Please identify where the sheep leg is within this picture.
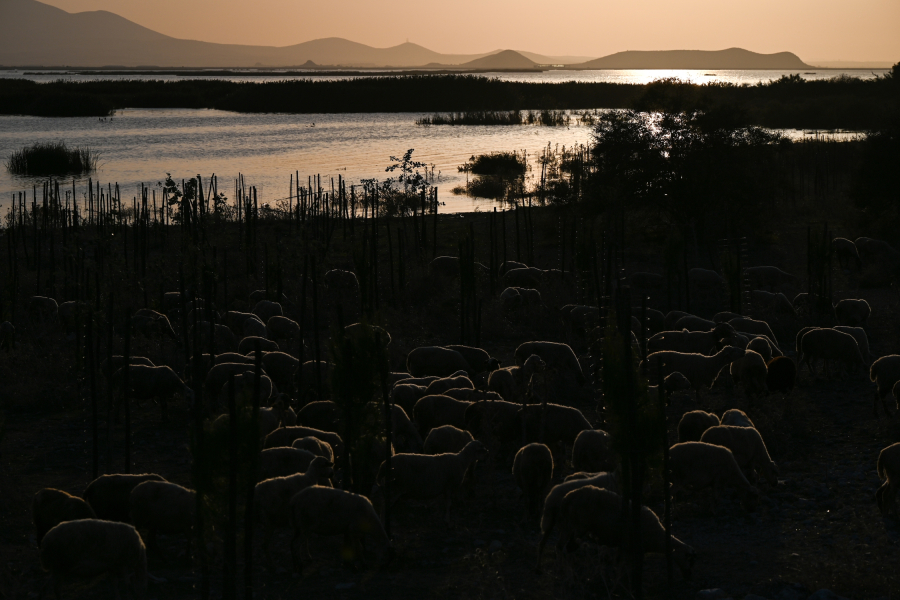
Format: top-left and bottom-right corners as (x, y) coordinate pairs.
(289, 530), (305, 572)
(876, 483), (888, 515)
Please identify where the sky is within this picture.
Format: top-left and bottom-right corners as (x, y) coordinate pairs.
(39, 0), (900, 62)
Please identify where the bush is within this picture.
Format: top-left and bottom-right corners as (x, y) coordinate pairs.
(469, 152), (526, 177)
(5, 141), (98, 176)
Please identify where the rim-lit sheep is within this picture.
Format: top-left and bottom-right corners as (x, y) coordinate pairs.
(673, 315), (717, 332)
(513, 443), (554, 519)
(238, 335), (279, 354)
(515, 341), (585, 387)
(689, 268), (725, 291)
(832, 237), (861, 270)
(252, 299), (283, 324)
(870, 355), (900, 417)
(266, 316), (301, 343)
(746, 336), (774, 363)
(834, 298), (871, 327)
(83, 473), (167, 523)
(112, 365), (194, 421)
(799, 328), (864, 379)
(746, 266), (796, 291)
(28, 295), (59, 324)
(465, 399), (526, 446)
(648, 326), (734, 356)
(260, 447), (316, 480)
(834, 326), (872, 361)
(298, 360), (333, 399)
(254, 456), (335, 567)
(288, 485), (390, 570)
(131, 309), (177, 341)
(665, 310), (690, 330)
(520, 403), (592, 447)
(129, 480), (195, 556)
(643, 346), (746, 399)
(750, 290), (797, 318)
(256, 351), (297, 391)
(444, 345), (501, 374)
(219, 370), (274, 405)
(205, 362), (261, 400)
(390, 383), (429, 416)
(264, 425), (345, 458)
(677, 411), (720, 443)
(190, 321), (236, 353)
(423, 425), (474, 454)
(101, 355), (155, 379)
(291, 436), (335, 463)
(730, 349), (768, 397)
(443, 388), (503, 401)
(572, 429), (615, 473)
(488, 354), (546, 403)
(728, 317), (779, 347)
(40, 519), (147, 600)
(57, 301), (87, 334)
(32, 488), (96, 547)
(413, 395), (473, 437)
(257, 401), (297, 436)
(854, 237), (900, 266)
(376, 440), (488, 525)
(426, 374), (474, 396)
(503, 267), (544, 288)
(700, 425), (778, 485)
(876, 442), (900, 516)
(669, 442), (759, 511)
(407, 346), (473, 378)
(713, 311), (742, 323)
(554, 486), (696, 580)
(766, 356), (796, 394)
(225, 310), (260, 333)
(501, 287), (545, 314)
(297, 400), (340, 432)
(242, 317), (269, 340)
(721, 408), (754, 428)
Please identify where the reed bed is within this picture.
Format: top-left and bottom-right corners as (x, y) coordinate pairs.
(5, 142), (99, 176)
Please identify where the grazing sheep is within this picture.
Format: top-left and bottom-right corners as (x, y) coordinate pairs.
(252, 300), (283, 324)
(503, 287), (546, 315)
(260, 351), (299, 390)
(498, 260), (529, 276)
(799, 328), (864, 379)
(689, 268), (725, 292)
(324, 269), (360, 301)
(385, 403), (424, 452)
(677, 411), (721, 443)
(225, 311), (260, 333)
(572, 429), (615, 473)
(297, 401), (340, 432)
(648, 326), (733, 356)
(792, 292), (810, 315)
(288, 486), (390, 570)
(258, 402), (297, 437)
(298, 360), (333, 399)
(0, 320), (14, 350)
(728, 317), (779, 347)
(413, 395), (473, 437)
(464, 399), (524, 446)
(291, 436), (335, 465)
(249, 290), (292, 306)
(183, 352), (253, 380)
(161, 291), (182, 313)
(264, 426), (345, 458)
(661, 372), (693, 396)
(101, 355), (155, 379)
(423, 425), (474, 455)
(191, 321), (237, 353)
(870, 355), (900, 417)
(513, 443), (554, 519)
(766, 356), (796, 394)
(112, 365), (194, 421)
(746, 337), (774, 363)
(242, 316), (269, 340)
(673, 315), (717, 332)
(668, 442), (759, 511)
(632, 306), (666, 335)
(442, 388), (503, 401)
(553, 486), (696, 580)
(700, 425), (778, 485)
(426, 374), (475, 396)
(876, 442), (900, 516)
(643, 346), (746, 398)
(537, 472), (620, 567)
(721, 409), (754, 428)
(131, 309), (177, 341)
(746, 266), (797, 291)
(750, 290), (797, 318)
(407, 346), (473, 378)
(265, 316), (301, 344)
(390, 383), (429, 416)
(520, 403), (592, 447)
(444, 345), (500, 373)
(254, 457), (335, 567)
(129, 481), (195, 557)
(664, 310), (690, 330)
(730, 349), (768, 397)
(629, 271), (664, 289)
(238, 335), (280, 356)
(83, 474), (166, 523)
(832, 237), (862, 270)
(259, 447), (316, 480)
(40, 519), (147, 600)
(713, 311), (742, 323)
(834, 298), (871, 327)
(376, 440), (488, 525)
(503, 267), (545, 288)
(32, 488), (96, 547)
(514, 341), (584, 386)
(58, 301), (88, 334)
(28, 295), (59, 324)
(205, 362), (261, 400)
(834, 326), (872, 361)
(488, 354), (546, 403)
(394, 375), (440, 388)
(854, 237), (900, 266)
(218, 370), (274, 405)
(429, 256), (463, 277)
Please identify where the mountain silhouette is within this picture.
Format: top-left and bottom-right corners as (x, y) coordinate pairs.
(573, 48), (811, 70)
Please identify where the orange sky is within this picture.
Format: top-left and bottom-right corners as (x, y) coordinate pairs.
(40, 0), (900, 62)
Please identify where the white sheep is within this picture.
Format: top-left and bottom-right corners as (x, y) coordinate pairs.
(190, 321), (237, 353)
(442, 388), (503, 401)
(514, 341), (585, 387)
(746, 336), (774, 363)
(32, 488), (96, 546)
(799, 328), (864, 379)
(28, 295), (59, 324)
(876, 442), (900, 516)
(423, 425), (474, 455)
(688, 268), (725, 291)
(205, 362), (261, 400)
(520, 403), (592, 448)
(426, 374), (474, 396)
(513, 443), (554, 519)
(642, 346), (746, 398)
(291, 437), (335, 463)
(503, 266), (545, 288)
(832, 237), (861, 270)
(664, 310), (690, 330)
(407, 346), (473, 377)
(242, 316), (269, 340)
(413, 395), (473, 437)
(870, 355), (900, 417)
(259, 447), (316, 480)
(647, 327), (731, 355)
(834, 298), (871, 327)
(112, 365), (194, 422)
(673, 314), (717, 332)
(129, 480), (195, 557)
(728, 317), (779, 347)
(677, 411), (720, 443)
(721, 408), (754, 428)
(854, 237), (900, 266)
(238, 335), (279, 354)
(82, 474), (167, 524)
(834, 326), (872, 361)
(750, 290), (797, 318)
(259, 351), (299, 390)
(712, 311), (742, 323)
(390, 383), (429, 416)
(101, 355), (155, 379)
(464, 399), (525, 446)
(669, 442), (759, 511)
(730, 349), (768, 397)
(443, 345), (500, 373)
(487, 354), (546, 403)
(700, 425), (778, 485)
(40, 519), (147, 600)
(264, 426), (345, 457)
(571, 429), (615, 473)
(252, 299), (283, 324)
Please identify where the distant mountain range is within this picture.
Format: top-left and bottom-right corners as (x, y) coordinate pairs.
(0, 0), (830, 71)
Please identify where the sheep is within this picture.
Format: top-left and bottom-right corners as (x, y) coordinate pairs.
(642, 346), (746, 398)
(668, 442), (759, 511)
(700, 425), (778, 485)
(429, 256), (463, 277)
(750, 290), (797, 318)
(205, 362), (261, 400)
(664, 310), (690, 330)
(520, 403), (592, 448)
(83, 473), (167, 523)
(225, 310), (260, 334)
(834, 298), (871, 327)
(298, 360), (332, 399)
(376, 440), (488, 525)
(385, 403), (423, 452)
(324, 269), (360, 295)
(537, 472), (620, 567)
(513, 443), (554, 519)
(632, 306), (666, 334)
(259, 447), (316, 480)
(423, 425), (475, 454)
(876, 442), (900, 516)
(252, 299), (283, 324)
(746, 336), (774, 363)
(553, 486), (696, 580)
(407, 346), (473, 378)
(566, 305), (601, 332)
(257, 401), (297, 437)
(413, 395), (473, 437)
(394, 375), (440, 388)
(661, 371), (693, 396)
(291, 437), (335, 463)
(129, 481), (195, 557)
(131, 310), (177, 341)
(32, 488), (96, 547)
(297, 400), (340, 432)
(219, 370), (274, 405)
(832, 237), (862, 270)
(677, 411), (721, 443)
(190, 321), (237, 353)
(443, 345), (500, 373)
(571, 429), (615, 473)
(264, 426), (345, 458)
(390, 383), (429, 416)
(58, 300), (88, 334)
(766, 356), (796, 394)
(257, 351), (298, 391)
(488, 354), (546, 403)
(854, 237), (900, 266)
(713, 311), (742, 323)
(501, 286), (525, 312)
(426, 374), (474, 396)
(40, 519), (147, 600)
(464, 399), (524, 446)
(673, 315), (717, 332)
(728, 317), (779, 347)
(242, 316), (269, 340)
(834, 326), (872, 361)
(647, 327), (733, 356)
(162, 291), (182, 313)
(288, 485), (390, 570)
(746, 266), (797, 291)
(238, 335), (281, 356)
(0, 320), (14, 351)
(28, 295), (59, 324)
(498, 260), (528, 276)
(101, 355), (155, 379)
(792, 293), (810, 315)
(799, 328), (864, 379)
(254, 457), (335, 567)
(262, 317), (299, 346)
(112, 365), (194, 421)
(503, 267), (544, 288)
(721, 408), (754, 428)
(442, 388), (503, 401)
(514, 341), (585, 386)
(870, 355), (900, 417)
(730, 349), (768, 397)
(688, 268), (725, 291)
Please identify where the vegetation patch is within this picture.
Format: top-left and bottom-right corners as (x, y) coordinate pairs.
(5, 141), (98, 176)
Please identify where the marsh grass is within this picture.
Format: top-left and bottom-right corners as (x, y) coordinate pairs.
(416, 110), (523, 125)
(6, 141), (98, 176)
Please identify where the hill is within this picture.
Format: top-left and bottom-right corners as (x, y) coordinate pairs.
(573, 48), (812, 70)
(458, 50), (536, 70)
